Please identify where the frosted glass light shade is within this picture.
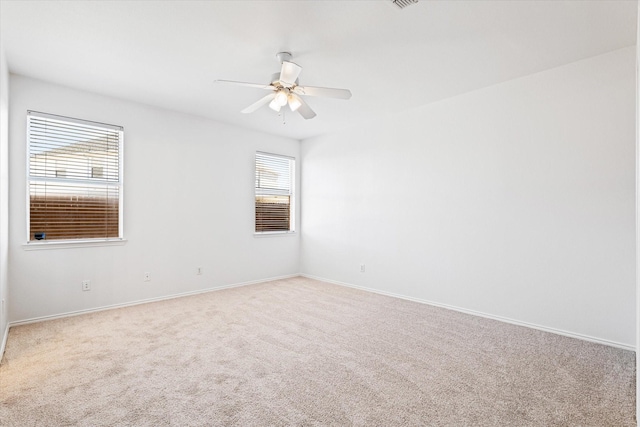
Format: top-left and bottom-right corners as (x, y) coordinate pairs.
(288, 95), (302, 112)
(269, 98), (281, 112)
(275, 90), (288, 107)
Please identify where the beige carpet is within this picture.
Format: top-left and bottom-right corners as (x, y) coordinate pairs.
(0, 276), (635, 426)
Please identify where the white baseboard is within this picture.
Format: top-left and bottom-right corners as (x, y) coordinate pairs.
(301, 274), (635, 352)
(8, 273), (299, 328)
(8, 273), (633, 353)
(0, 323), (8, 362)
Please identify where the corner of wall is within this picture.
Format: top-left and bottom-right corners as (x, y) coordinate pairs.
(635, 1), (639, 422)
(0, 42), (10, 361)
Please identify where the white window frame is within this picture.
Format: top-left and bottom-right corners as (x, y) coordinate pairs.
(25, 111), (125, 248)
(254, 151), (295, 235)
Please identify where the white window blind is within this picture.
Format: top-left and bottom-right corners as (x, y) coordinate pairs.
(27, 111), (123, 242)
(255, 152), (295, 233)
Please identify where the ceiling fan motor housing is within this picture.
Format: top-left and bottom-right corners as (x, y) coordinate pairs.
(271, 72), (298, 88)
(276, 52), (292, 64)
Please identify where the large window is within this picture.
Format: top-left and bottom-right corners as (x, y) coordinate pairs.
(27, 111), (123, 242)
(255, 152), (295, 233)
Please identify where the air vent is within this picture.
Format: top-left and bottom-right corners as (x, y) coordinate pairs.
(391, 0), (418, 9)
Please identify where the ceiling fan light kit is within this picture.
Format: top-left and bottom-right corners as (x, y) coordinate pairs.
(216, 52), (351, 120)
(275, 89), (289, 106)
(268, 97), (281, 112)
(288, 94), (302, 112)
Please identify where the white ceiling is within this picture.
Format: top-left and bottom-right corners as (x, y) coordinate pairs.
(0, 0), (637, 141)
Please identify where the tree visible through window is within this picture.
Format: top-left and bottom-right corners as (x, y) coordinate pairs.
(255, 152), (295, 233)
(27, 111), (123, 241)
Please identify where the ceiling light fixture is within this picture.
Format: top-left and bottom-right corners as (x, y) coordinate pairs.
(275, 89), (289, 106)
(268, 98), (281, 112)
(216, 51), (351, 120)
(288, 94), (302, 112)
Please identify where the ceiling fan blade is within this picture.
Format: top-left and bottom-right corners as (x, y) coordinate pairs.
(295, 96), (317, 120)
(279, 61), (302, 86)
(293, 85), (352, 99)
(215, 80), (273, 90)
(241, 93), (276, 114)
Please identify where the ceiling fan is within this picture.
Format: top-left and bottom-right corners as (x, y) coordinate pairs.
(215, 52), (352, 120)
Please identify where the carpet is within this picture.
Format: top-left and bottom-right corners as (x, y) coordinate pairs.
(0, 276), (635, 426)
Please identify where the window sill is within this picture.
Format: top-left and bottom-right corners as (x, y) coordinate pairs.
(253, 231), (297, 238)
(23, 238), (127, 250)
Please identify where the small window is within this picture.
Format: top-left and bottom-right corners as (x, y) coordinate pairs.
(255, 152), (295, 233)
(91, 166), (104, 179)
(27, 111), (123, 242)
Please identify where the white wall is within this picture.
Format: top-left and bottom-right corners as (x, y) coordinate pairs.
(8, 75), (300, 323)
(301, 46), (636, 348)
(635, 0), (639, 420)
(0, 44), (9, 351)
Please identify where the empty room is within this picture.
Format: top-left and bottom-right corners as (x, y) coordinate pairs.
(0, 0), (638, 425)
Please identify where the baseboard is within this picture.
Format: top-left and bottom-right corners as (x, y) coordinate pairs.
(8, 273), (300, 328)
(301, 274), (635, 352)
(0, 322), (8, 362)
(9, 272), (634, 352)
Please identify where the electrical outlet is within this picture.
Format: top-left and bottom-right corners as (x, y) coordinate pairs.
(82, 280), (91, 291)
(360, 264), (366, 273)
(144, 272), (151, 282)
(197, 267), (202, 275)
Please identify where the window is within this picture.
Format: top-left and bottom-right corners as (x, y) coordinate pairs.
(91, 166), (104, 179)
(255, 152), (295, 233)
(27, 111), (123, 242)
